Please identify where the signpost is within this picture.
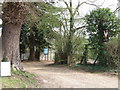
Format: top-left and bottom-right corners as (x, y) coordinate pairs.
(44, 48), (49, 55)
(44, 48), (49, 61)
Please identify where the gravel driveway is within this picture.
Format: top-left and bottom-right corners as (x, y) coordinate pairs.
(22, 61), (118, 88)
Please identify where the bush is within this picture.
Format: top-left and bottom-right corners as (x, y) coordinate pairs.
(2, 57), (9, 62)
(106, 38), (119, 67)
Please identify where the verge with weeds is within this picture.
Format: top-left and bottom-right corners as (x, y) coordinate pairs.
(2, 70), (40, 88)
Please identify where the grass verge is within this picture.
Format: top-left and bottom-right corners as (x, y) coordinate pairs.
(2, 70), (40, 88)
(71, 64), (119, 74)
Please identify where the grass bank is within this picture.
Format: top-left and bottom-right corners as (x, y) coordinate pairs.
(71, 64), (119, 75)
(2, 70), (40, 88)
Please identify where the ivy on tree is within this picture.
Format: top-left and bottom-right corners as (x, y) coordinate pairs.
(85, 8), (119, 67)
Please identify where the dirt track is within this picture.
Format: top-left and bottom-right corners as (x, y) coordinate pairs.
(22, 61), (118, 88)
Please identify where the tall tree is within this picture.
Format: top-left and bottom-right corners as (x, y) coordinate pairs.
(54, 0), (95, 65)
(85, 8), (119, 66)
(20, 2), (61, 61)
(20, 24), (50, 61)
(2, 2), (43, 69)
(2, 2), (27, 70)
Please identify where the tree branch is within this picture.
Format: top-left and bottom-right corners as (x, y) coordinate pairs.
(62, 0), (71, 12)
(73, 1), (100, 16)
(73, 2), (86, 16)
(114, 7), (120, 13)
(75, 25), (86, 30)
(84, 2), (99, 8)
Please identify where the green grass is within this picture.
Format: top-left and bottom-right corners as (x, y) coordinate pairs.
(2, 70), (40, 88)
(12, 70), (35, 78)
(0, 78), (2, 83)
(0, 78), (2, 87)
(73, 64), (119, 73)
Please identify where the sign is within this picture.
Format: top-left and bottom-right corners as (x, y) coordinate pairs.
(44, 48), (49, 55)
(1, 62), (11, 77)
(103, 30), (109, 42)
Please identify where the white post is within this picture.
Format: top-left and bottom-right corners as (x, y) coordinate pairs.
(1, 62), (11, 77)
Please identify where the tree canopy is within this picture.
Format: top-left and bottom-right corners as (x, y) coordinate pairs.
(85, 8), (120, 66)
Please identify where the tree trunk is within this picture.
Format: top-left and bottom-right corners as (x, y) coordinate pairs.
(67, 56), (71, 65)
(2, 2), (27, 70)
(35, 48), (40, 61)
(66, 0), (74, 65)
(0, 36), (2, 62)
(2, 24), (23, 70)
(29, 45), (35, 61)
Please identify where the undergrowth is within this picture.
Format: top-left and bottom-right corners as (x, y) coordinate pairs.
(73, 64), (119, 73)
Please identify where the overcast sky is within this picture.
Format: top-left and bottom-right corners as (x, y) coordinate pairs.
(56, 0), (118, 17)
